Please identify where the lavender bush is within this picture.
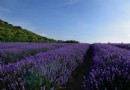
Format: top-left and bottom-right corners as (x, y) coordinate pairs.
(0, 44), (89, 90)
(0, 43), (69, 65)
(82, 44), (130, 90)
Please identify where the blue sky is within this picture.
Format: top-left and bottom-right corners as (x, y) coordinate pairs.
(0, 0), (130, 43)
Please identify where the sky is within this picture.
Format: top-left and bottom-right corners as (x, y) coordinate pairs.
(0, 0), (130, 43)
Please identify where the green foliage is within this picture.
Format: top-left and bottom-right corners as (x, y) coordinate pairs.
(0, 19), (57, 42)
(0, 19), (79, 43)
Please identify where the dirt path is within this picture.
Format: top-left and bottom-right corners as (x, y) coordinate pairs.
(62, 45), (93, 90)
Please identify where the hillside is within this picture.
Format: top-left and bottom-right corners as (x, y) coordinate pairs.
(0, 19), (58, 42)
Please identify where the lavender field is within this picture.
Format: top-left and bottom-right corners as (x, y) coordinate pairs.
(0, 43), (130, 90)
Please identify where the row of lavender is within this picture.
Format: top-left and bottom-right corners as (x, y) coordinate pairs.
(0, 42), (31, 49)
(112, 43), (130, 50)
(82, 44), (130, 90)
(0, 43), (70, 65)
(0, 43), (21, 49)
(0, 43), (69, 49)
(0, 44), (89, 90)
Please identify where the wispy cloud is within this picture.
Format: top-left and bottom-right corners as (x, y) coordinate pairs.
(0, 6), (12, 13)
(0, 0), (18, 14)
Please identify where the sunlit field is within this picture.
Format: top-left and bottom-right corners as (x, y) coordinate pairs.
(1, 0), (130, 89)
(0, 43), (130, 90)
